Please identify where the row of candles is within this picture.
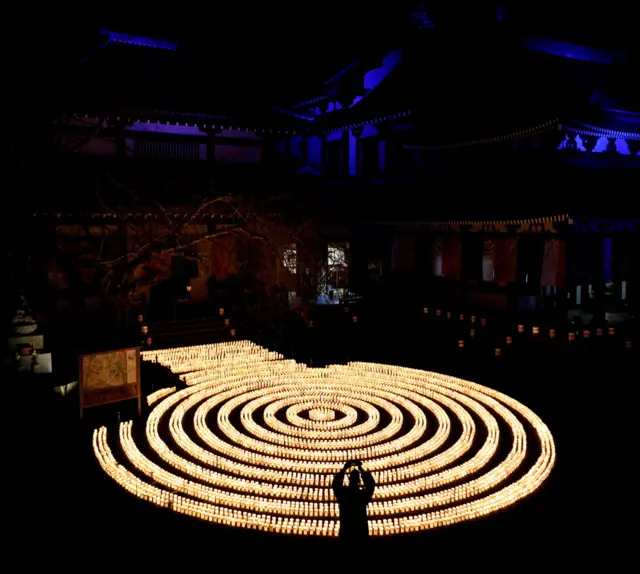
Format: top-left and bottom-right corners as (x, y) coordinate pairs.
(308, 407), (337, 421)
(147, 387), (176, 407)
(284, 402), (360, 431)
(136, 307), (235, 347)
(422, 307), (633, 352)
(94, 343), (555, 536)
(142, 341), (286, 380)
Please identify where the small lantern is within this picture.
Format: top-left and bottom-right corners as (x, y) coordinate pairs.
(141, 325), (148, 334)
(532, 326), (539, 335)
(458, 340), (464, 348)
(625, 340), (632, 349)
(219, 308), (224, 316)
(352, 316), (358, 323)
(146, 337), (152, 345)
(186, 285), (192, 292)
(469, 329), (476, 338)
(459, 314), (465, 322)
(596, 328), (603, 337)
(423, 307), (428, 314)
(471, 315), (476, 324)
(568, 332), (575, 342)
(435, 309), (442, 317)
(506, 336), (513, 345)
(549, 329), (556, 339)
(230, 329), (236, 337)
(517, 324), (525, 334)
(446, 311), (452, 320)
(608, 327), (615, 336)
(480, 317), (487, 327)
(137, 314), (144, 323)
(224, 318), (230, 327)
(583, 329), (590, 339)
(495, 348), (501, 357)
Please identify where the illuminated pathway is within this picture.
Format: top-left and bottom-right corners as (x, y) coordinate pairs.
(93, 341), (555, 537)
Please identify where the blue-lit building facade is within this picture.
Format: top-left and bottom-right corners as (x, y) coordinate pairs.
(47, 10), (639, 323)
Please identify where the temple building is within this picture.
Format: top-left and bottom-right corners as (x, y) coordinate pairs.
(11, 4), (639, 328)
(274, 4), (640, 322)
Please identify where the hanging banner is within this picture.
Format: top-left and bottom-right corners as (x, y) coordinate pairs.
(541, 238), (566, 287)
(432, 237), (443, 276)
(494, 238), (519, 284)
(482, 239), (495, 282)
(391, 236), (416, 271)
(442, 236), (462, 280)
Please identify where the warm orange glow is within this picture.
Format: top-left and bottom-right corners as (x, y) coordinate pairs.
(91, 342), (555, 537)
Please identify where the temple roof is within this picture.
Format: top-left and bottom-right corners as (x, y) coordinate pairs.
(66, 31), (306, 131)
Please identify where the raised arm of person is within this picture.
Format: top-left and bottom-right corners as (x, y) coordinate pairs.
(358, 462), (376, 502)
(332, 461), (352, 499)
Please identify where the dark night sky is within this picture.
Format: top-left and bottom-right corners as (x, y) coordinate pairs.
(9, 1), (636, 109)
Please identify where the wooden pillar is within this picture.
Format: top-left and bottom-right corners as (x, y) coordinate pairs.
(302, 134), (310, 166)
(205, 127), (223, 169)
(350, 126), (363, 177)
(321, 136), (328, 174)
(113, 120), (129, 159)
(341, 130), (349, 178)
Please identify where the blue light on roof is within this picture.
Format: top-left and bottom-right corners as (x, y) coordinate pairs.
(523, 36), (622, 65)
(99, 29), (180, 51)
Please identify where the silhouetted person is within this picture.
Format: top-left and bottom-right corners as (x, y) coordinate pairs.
(332, 460), (375, 542)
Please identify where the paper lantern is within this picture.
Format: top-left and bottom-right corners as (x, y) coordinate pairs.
(230, 329), (236, 337)
(224, 319), (230, 327)
(459, 314), (465, 322)
(146, 337), (152, 345)
(532, 326), (539, 335)
(435, 309), (442, 317)
(458, 340), (464, 348)
(309, 320), (314, 327)
(344, 307), (349, 313)
(568, 332), (575, 342)
(219, 308), (225, 316)
(352, 316), (358, 323)
(583, 329), (590, 339)
(625, 340), (632, 349)
(137, 314), (144, 323)
(596, 328), (603, 337)
(469, 329), (476, 338)
(549, 329), (556, 339)
(517, 324), (525, 334)
(471, 316), (476, 324)
(423, 307), (428, 314)
(142, 325), (148, 334)
(495, 348), (501, 356)
(480, 317), (487, 327)
(506, 336), (513, 345)
(608, 327), (615, 336)
(446, 311), (452, 319)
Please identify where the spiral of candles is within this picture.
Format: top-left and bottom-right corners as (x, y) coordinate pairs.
(93, 342), (556, 537)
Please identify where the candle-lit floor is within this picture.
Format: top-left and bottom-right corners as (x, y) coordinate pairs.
(93, 341), (555, 537)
